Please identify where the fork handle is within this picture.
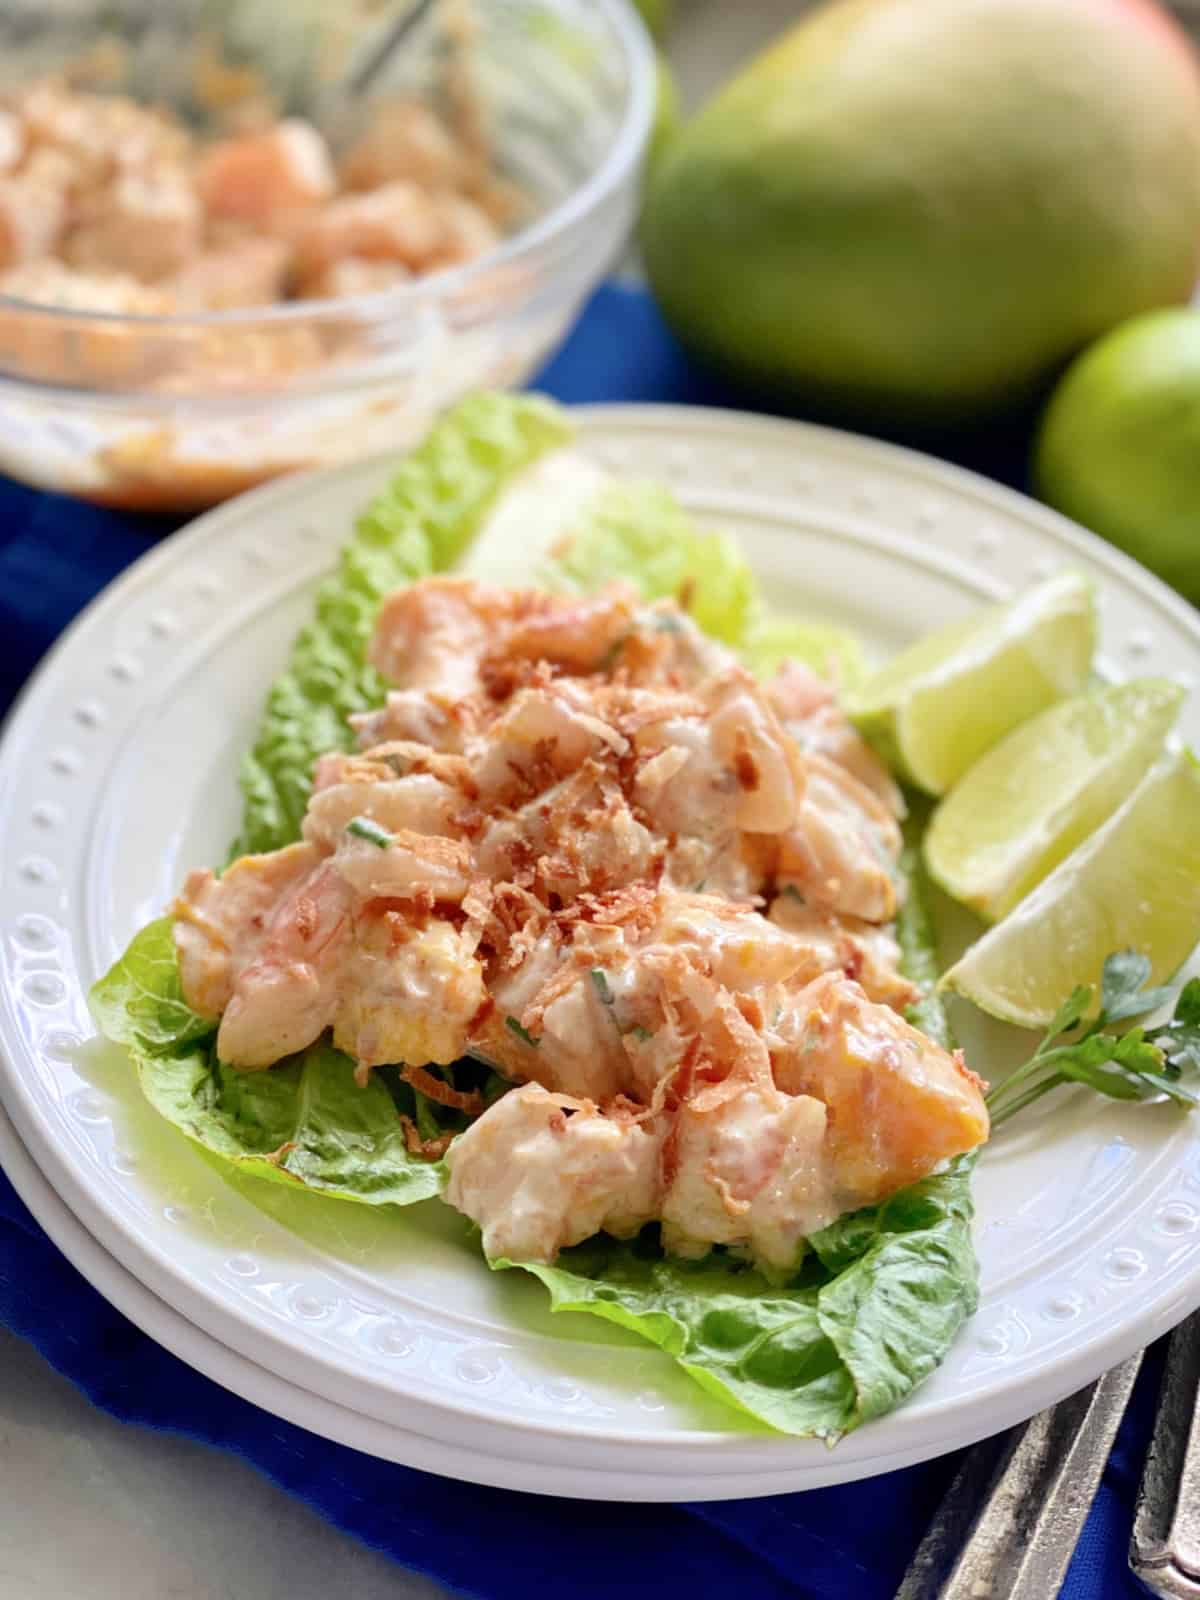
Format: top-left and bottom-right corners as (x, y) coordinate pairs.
(1132, 1309), (1200, 1597)
(898, 1353), (1142, 1600)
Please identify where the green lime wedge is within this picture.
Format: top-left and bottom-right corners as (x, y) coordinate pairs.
(845, 573), (1096, 794)
(925, 678), (1184, 922)
(743, 617), (867, 689)
(941, 748), (1200, 1029)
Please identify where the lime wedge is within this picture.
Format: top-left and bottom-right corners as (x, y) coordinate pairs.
(743, 617), (867, 689)
(925, 678), (1183, 922)
(845, 573), (1096, 794)
(941, 748), (1200, 1029)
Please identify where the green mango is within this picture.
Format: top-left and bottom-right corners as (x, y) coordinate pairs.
(648, 51), (682, 174)
(642, 0), (1200, 425)
(634, 0), (674, 42)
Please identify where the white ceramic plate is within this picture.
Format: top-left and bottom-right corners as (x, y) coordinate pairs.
(3, 404), (1200, 1501)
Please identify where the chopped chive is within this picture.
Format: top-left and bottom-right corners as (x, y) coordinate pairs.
(590, 968), (614, 1006)
(347, 816), (393, 849)
(630, 1025), (654, 1042)
(505, 1015), (539, 1048)
(782, 884), (806, 905)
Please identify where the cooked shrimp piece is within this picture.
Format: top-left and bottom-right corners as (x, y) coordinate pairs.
(0, 110), (24, 173)
(476, 768), (657, 900)
(768, 892), (918, 1011)
(475, 932), (636, 1103)
(445, 1084), (662, 1262)
(197, 118), (335, 232)
(22, 82), (190, 184)
(333, 824), (474, 905)
(174, 841), (323, 1019)
(660, 997), (833, 1269)
(654, 895), (819, 993)
(631, 713), (736, 845)
(339, 100), (463, 193)
(705, 669), (804, 833)
(472, 990), (630, 1104)
(0, 258), (172, 314)
(216, 860), (354, 1068)
(369, 580), (637, 695)
(303, 753), (463, 849)
(292, 181), (445, 281)
(369, 577), (514, 695)
(767, 660), (903, 815)
(0, 174), (67, 270)
(775, 753), (902, 922)
(770, 972), (988, 1205)
(179, 838), (482, 1071)
(431, 192), (499, 265)
(475, 892), (839, 1104)
(614, 603), (737, 690)
(333, 912), (485, 1070)
(626, 716), (770, 901)
(65, 169), (203, 281)
(167, 235), (291, 310)
(472, 685), (627, 803)
(352, 688), (475, 753)
(302, 255), (412, 300)
(502, 588), (637, 675)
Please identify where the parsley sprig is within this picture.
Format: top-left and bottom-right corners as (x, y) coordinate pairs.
(986, 951), (1200, 1126)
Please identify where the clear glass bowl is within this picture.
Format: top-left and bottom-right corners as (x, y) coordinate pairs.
(0, 0), (654, 510)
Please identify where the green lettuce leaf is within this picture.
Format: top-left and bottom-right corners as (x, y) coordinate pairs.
(90, 919), (446, 1206)
(498, 1238), (856, 1437)
(540, 478), (759, 645)
(497, 1155), (975, 1439)
(235, 392), (572, 856)
(896, 803), (952, 1049)
(807, 1155), (977, 1423)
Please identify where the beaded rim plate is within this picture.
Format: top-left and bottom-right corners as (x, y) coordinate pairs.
(1, 403), (1199, 1500)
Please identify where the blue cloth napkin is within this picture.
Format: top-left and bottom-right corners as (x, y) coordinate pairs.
(0, 280), (1165, 1599)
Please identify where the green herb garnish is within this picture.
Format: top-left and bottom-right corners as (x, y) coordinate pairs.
(505, 1016), (539, 1048)
(986, 950), (1200, 1126)
(590, 968), (614, 1006)
(346, 816), (393, 849)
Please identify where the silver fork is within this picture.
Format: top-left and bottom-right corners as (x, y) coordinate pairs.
(1131, 1309), (1200, 1598)
(897, 1353), (1143, 1599)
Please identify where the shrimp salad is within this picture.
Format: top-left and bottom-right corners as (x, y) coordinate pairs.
(0, 72), (513, 315)
(92, 394), (988, 1439)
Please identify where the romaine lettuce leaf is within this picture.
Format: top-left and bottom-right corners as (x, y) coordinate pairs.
(896, 804), (951, 1048)
(539, 478), (759, 645)
(498, 1238), (856, 1437)
(235, 392), (572, 856)
(497, 1154), (975, 1440)
(90, 919), (446, 1206)
(808, 1156), (977, 1425)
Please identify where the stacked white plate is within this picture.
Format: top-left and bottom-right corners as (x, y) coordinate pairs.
(2, 405), (1199, 1500)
